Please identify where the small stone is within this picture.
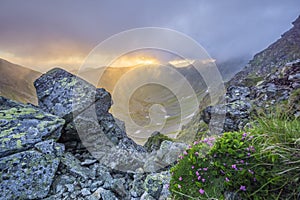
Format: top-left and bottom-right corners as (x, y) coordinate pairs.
(65, 184), (75, 193)
(81, 188), (91, 196)
(141, 192), (156, 200)
(90, 181), (104, 192)
(81, 159), (97, 166)
(87, 187), (118, 200)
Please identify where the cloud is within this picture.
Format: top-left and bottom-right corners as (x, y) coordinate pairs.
(0, 0), (299, 70)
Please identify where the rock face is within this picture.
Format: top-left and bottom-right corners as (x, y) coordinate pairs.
(0, 97), (65, 199)
(178, 59), (300, 140)
(250, 59), (300, 117)
(202, 86), (252, 133)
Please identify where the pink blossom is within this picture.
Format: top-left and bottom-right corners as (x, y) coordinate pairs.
(178, 184), (181, 189)
(196, 171), (199, 176)
(203, 168), (208, 171)
(179, 177), (182, 181)
(199, 189), (205, 194)
(191, 166), (195, 169)
(202, 178), (206, 183)
(197, 176), (201, 180)
(225, 177), (230, 182)
(183, 151), (188, 155)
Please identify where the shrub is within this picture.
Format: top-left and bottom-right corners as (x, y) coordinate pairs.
(170, 116), (300, 199)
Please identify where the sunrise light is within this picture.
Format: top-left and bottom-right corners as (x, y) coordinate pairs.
(110, 55), (160, 67)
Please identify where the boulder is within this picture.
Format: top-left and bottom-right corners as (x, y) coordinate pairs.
(143, 131), (173, 153)
(144, 171), (171, 199)
(34, 68), (146, 172)
(0, 140), (64, 199)
(0, 96), (65, 157)
(0, 97), (66, 199)
(144, 141), (187, 172)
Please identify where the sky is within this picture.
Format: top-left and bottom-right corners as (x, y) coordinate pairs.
(0, 0), (299, 72)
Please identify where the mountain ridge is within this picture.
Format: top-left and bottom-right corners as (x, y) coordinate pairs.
(0, 58), (41, 104)
(229, 15), (300, 86)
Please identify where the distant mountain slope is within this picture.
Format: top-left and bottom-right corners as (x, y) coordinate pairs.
(0, 58), (41, 104)
(229, 15), (300, 86)
(76, 64), (208, 95)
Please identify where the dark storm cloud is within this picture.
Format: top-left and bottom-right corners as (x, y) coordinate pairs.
(0, 0), (299, 70)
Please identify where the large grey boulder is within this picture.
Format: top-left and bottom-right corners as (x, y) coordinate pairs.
(34, 68), (146, 171)
(0, 96), (65, 157)
(0, 97), (65, 199)
(34, 68), (110, 142)
(0, 139), (64, 200)
(143, 141), (187, 172)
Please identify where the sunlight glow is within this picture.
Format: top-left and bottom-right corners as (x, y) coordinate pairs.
(110, 55), (160, 67)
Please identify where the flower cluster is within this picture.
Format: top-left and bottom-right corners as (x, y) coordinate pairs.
(170, 132), (269, 199)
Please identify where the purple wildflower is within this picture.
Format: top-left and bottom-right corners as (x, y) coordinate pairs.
(199, 189), (205, 194)
(240, 185), (246, 191)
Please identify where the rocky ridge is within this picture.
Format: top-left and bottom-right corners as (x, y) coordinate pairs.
(229, 15), (300, 86)
(0, 68), (187, 200)
(178, 57), (300, 142)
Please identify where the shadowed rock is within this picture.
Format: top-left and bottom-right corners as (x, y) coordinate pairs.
(34, 68), (146, 171)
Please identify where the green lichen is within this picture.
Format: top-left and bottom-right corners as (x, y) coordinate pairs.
(2, 138), (11, 142)
(0, 127), (16, 138)
(0, 107), (38, 120)
(12, 132), (26, 139)
(59, 77), (78, 87)
(16, 140), (22, 148)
